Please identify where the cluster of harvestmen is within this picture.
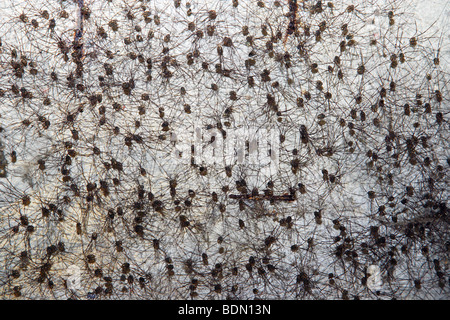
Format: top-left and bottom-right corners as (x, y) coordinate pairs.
(0, 0), (448, 299)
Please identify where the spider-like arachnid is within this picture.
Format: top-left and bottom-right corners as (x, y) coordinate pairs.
(283, 0), (304, 47)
